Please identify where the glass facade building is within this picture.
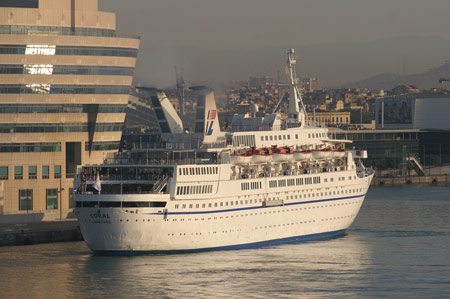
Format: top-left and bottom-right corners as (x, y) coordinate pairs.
(0, 0), (140, 220)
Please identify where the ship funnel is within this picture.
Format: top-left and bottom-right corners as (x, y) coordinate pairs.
(191, 87), (225, 145)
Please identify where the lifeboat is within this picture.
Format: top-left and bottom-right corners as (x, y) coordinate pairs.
(312, 146), (331, 159)
(272, 146), (294, 162)
(331, 148), (346, 159)
(230, 148), (252, 165)
(293, 149), (313, 161)
(251, 148), (272, 164)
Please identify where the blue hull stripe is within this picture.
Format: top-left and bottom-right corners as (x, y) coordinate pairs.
(144, 194), (366, 216)
(93, 229), (347, 255)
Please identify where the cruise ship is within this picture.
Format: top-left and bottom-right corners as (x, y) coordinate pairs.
(74, 49), (374, 254)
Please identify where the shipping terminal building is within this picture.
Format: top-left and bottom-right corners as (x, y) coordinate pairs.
(0, 0), (140, 222)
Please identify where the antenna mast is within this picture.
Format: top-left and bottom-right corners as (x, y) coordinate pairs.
(286, 48), (307, 126)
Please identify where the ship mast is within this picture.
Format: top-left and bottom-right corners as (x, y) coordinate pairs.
(286, 48), (307, 126)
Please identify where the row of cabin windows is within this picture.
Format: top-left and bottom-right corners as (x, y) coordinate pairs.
(269, 176), (321, 188)
(173, 186), (364, 210)
(308, 132), (327, 139)
(241, 181), (262, 191)
(176, 185), (213, 195)
(261, 134), (293, 142)
(179, 166), (218, 176)
(233, 135), (256, 147)
(174, 198), (265, 209)
(259, 132), (327, 142)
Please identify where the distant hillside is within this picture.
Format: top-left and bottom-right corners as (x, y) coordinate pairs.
(345, 62), (450, 90)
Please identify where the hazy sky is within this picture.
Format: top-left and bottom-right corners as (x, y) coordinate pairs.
(99, 0), (450, 87)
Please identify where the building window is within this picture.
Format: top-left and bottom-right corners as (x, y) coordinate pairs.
(0, 166), (7, 180)
(14, 166), (23, 180)
(19, 189), (33, 211)
(42, 166), (49, 179)
(46, 189), (58, 210)
(28, 166), (37, 179)
(54, 165), (61, 179)
(69, 188), (75, 208)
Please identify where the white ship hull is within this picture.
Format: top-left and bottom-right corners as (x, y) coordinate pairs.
(76, 167), (374, 253)
(74, 49), (374, 254)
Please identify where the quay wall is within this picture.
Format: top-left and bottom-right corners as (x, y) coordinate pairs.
(0, 220), (82, 247)
(372, 174), (450, 186)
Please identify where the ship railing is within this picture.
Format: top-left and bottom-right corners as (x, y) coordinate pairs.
(229, 121), (326, 132)
(102, 156), (225, 166)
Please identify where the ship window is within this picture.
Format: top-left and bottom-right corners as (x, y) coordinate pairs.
(82, 201), (98, 207)
(99, 202), (120, 208)
(123, 202), (152, 207)
(82, 201), (98, 208)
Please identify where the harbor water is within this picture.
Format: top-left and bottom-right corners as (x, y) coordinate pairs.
(0, 186), (449, 298)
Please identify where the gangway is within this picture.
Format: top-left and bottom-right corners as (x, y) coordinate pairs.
(406, 156), (425, 176)
(152, 175), (169, 192)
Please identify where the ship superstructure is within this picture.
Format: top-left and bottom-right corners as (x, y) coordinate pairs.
(74, 49), (374, 253)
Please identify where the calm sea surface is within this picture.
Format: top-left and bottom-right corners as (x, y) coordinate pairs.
(1, 185), (449, 298)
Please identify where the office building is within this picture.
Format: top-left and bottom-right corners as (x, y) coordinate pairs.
(0, 0), (140, 221)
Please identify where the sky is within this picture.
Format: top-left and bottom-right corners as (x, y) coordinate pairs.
(99, 0), (450, 88)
